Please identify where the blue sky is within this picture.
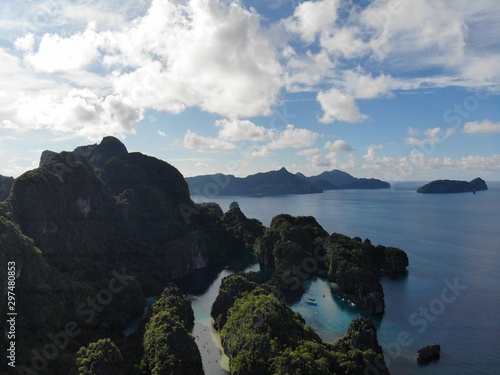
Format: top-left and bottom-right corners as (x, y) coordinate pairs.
(1, 0), (499, 181)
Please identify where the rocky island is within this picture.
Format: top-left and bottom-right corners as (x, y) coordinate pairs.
(417, 177), (488, 194)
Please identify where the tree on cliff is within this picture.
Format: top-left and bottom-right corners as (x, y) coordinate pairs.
(76, 338), (126, 375)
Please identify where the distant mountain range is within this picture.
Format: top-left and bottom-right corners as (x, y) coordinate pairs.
(186, 168), (390, 197)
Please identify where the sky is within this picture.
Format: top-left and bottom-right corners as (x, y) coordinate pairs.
(0, 0), (499, 182)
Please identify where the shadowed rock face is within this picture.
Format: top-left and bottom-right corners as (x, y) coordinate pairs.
(0, 175), (14, 201)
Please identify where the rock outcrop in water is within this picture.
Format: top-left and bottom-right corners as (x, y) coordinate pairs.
(417, 343), (441, 364)
(417, 178), (488, 193)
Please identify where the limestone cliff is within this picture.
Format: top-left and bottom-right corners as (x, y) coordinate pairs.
(0, 175), (14, 201)
(256, 216), (408, 314)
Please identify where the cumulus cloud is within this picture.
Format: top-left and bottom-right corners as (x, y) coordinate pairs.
(248, 146), (272, 158)
(297, 148), (330, 168)
(106, 0), (282, 118)
(267, 124), (318, 149)
(2, 0), (283, 141)
(284, 0), (340, 43)
(183, 121), (316, 154)
(325, 139), (356, 152)
(405, 137), (424, 146)
(17, 22), (103, 73)
(343, 71), (393, 99)
(463, 120), (500, 134)
(317, 88), (368, 123)
(405, 127), (456, 145)
(285, 0), (500, 95)
(12, 89), (143, 141)
(214, 119), (273, 142)
(183, 130), (236, 151)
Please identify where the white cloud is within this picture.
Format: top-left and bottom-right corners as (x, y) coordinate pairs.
(3, 0), (283, 140)
(0, 120), (20, 130)
(183, 130), (236, 151)
(363, 144), (385, 163)
(18, 22), (103, 73)
(13, 89), (143, 141)
(106, 0), (283, 118)
(267, 124), (318, 149)
(405, 137), (424, 146)
(320, 26), (369, 59)
(463, 120), (500, 134)
(158, 130), (167, 137)
(14, 33), (35, 52)
(297, 148), (330, 168)
(457, 154), (500, 172)
(343, 71), (393, 99)
(249, 146), (272, 158)
(284, 0), (340, 43)
(286, 0), (500, 94)
(325, 139), (356, 152)
(317, 88), (368, 123)
(297, 148), (322, 157)
(407, 127), (420, 136)
(405, 127), (456, 145)
(214, 119), (272, 142)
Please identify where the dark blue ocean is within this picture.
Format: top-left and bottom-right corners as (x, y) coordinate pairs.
(183, 182), (500, 375)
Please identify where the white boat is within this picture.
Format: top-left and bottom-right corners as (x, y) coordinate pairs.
(307, 297), (317, 306)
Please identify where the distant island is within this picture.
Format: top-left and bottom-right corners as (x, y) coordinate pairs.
(417, 177), (488, 194)
(186, 168), (390, 197)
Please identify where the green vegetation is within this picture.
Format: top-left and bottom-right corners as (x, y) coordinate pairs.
(256, 216), (408, 313)
(141, 285), (203, 375)
(221, 206), (265, 252)
(214, 274), (389, 375)
(76, 338), (126, 375)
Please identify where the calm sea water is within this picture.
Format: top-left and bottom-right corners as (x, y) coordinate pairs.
(184, 182), (500, 375)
